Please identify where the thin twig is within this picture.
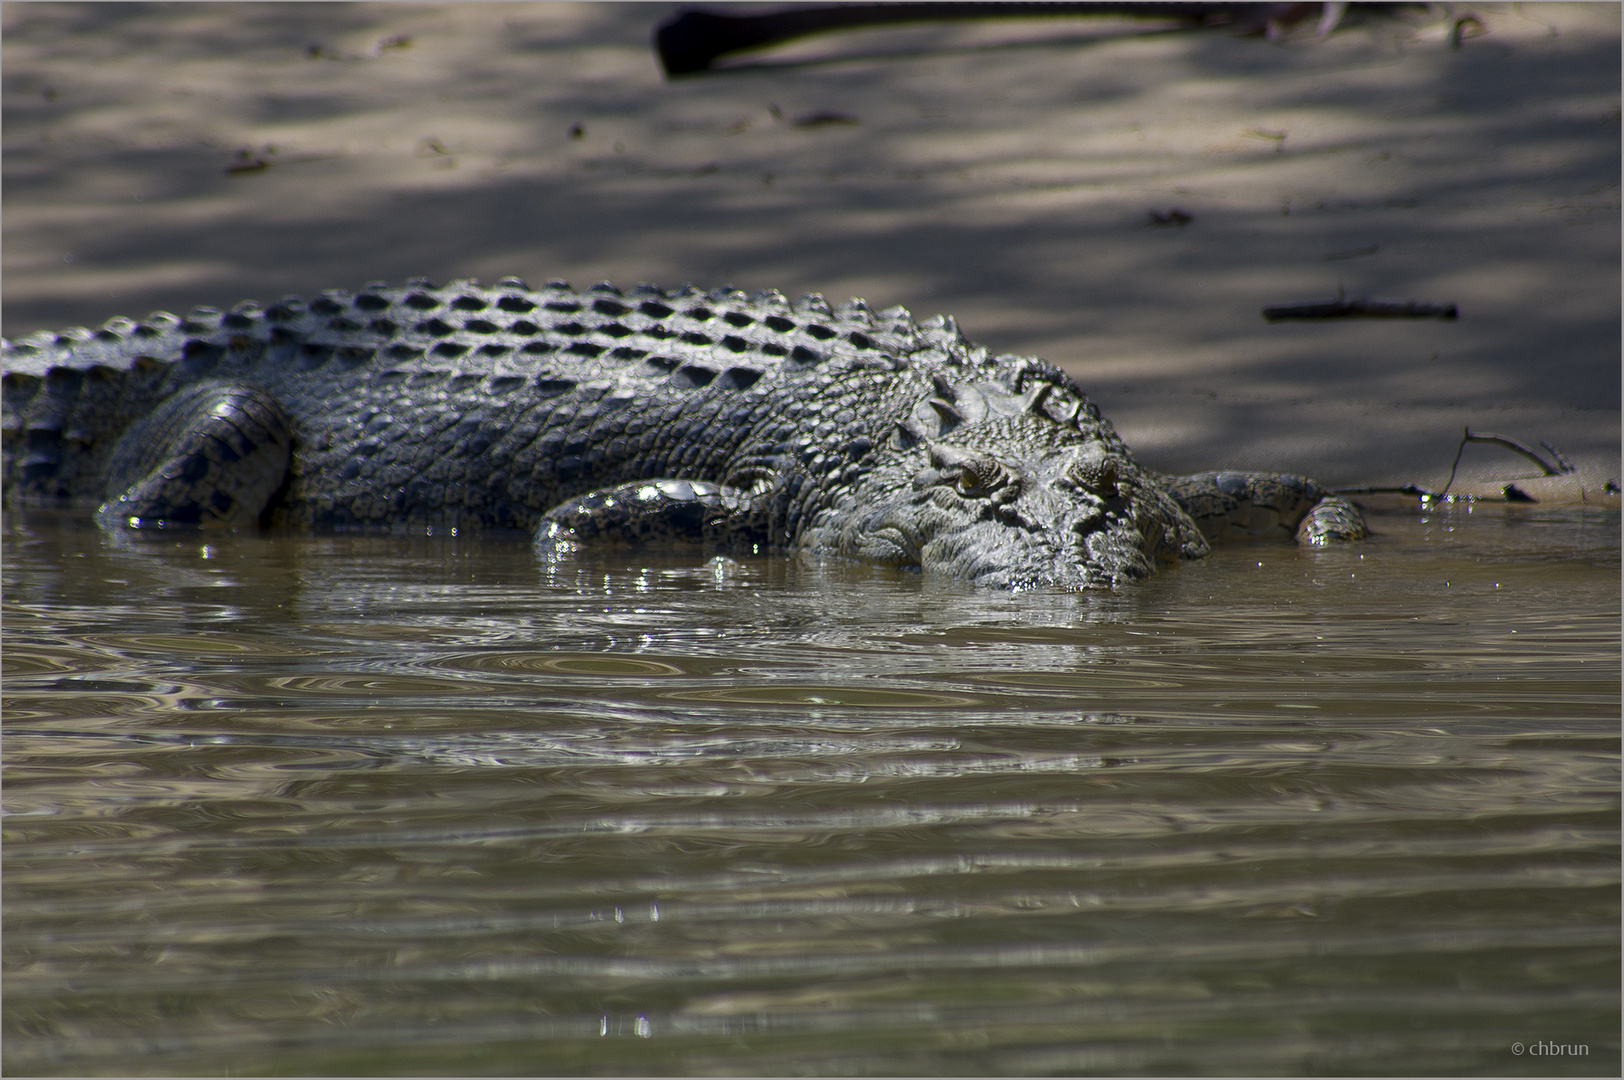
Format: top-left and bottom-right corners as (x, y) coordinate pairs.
(1336, 483), (1447, 497)
(1262, 297), (1458, 321)
(1439, 427), (1572, 495)
(1539, 440), (1574, 474)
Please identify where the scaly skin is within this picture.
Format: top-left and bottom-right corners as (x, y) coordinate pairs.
(2, 277), (1364, 589)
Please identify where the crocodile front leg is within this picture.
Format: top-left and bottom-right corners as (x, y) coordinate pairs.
(96, 381), (293, 529)
(534, 479), (765, 555)
(1163, 471), (1367, 546)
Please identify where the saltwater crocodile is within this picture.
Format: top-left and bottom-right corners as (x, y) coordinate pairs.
(2, 278), (1365, 589)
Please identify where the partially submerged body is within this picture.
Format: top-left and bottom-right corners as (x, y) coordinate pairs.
(2, 278), (1364, 589)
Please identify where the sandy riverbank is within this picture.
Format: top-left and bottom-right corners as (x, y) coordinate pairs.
(4, 2), (1617, 500)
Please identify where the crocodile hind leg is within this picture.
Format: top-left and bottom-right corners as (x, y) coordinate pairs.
(1164, 471), (1367, 546)
(535, 479), (762, 555)
(96, 381), (293, 529)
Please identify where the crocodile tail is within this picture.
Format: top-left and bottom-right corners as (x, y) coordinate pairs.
(2, 318), (194, 505)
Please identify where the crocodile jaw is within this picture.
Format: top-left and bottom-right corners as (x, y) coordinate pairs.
(806, 434), (1209, 591)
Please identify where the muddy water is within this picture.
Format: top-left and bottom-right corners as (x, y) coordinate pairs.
(3, 501), (1618, 1076)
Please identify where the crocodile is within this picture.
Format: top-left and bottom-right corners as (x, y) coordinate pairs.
(1, 277), (1365, 589)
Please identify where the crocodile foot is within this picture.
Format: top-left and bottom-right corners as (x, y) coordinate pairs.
(1164, 471), (1367, 546)
(96, 380), (292, 529)
(535, 479), (758, 555)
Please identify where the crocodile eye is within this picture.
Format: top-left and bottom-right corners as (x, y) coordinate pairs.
(955, 457), (1008, 498)
(924, 444), (1016, 500)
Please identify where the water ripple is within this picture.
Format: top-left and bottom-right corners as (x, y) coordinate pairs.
(4, 504), (1617, 1075)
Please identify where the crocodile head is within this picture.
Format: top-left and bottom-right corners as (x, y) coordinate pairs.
(805, 378), (1210, 590)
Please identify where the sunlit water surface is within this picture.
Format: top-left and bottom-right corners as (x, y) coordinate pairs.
(3, 501), (1618, 1076)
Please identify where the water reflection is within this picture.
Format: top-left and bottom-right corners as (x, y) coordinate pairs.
(3, 504), (1618, 1075)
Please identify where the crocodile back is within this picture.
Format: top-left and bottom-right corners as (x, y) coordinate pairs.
(3, 278), (1024, 534)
